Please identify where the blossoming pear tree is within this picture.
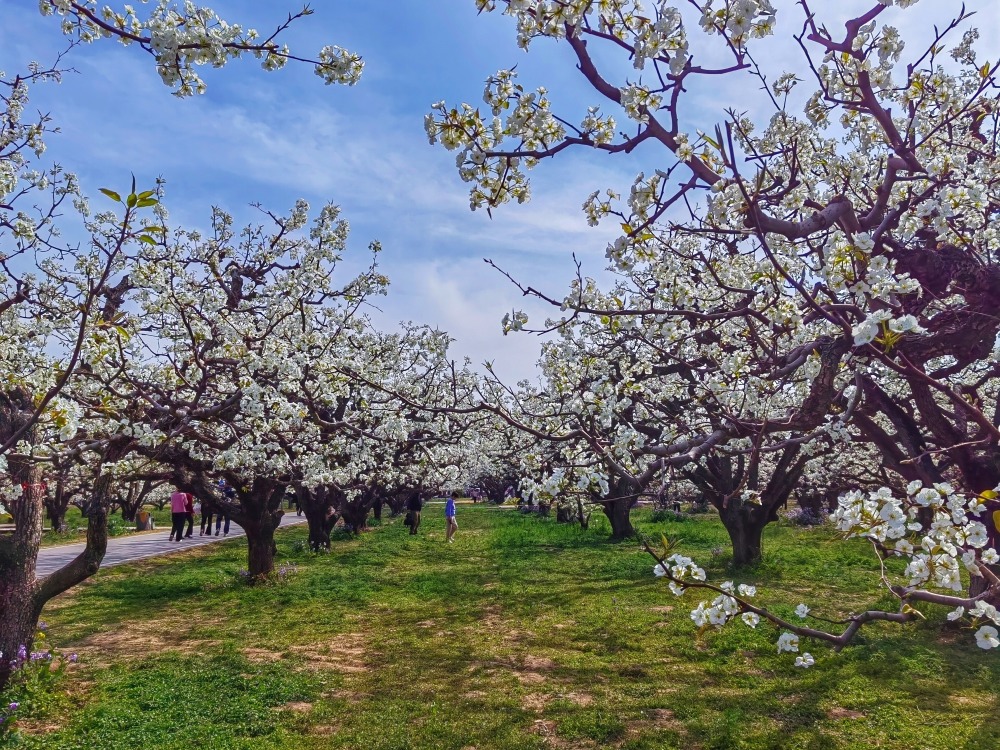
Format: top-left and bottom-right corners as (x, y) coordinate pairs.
(2, 1), (367, 689)
(428, 0), (1000, 653)
(282, 323), (471, 548)
(102, 199), (387, 576)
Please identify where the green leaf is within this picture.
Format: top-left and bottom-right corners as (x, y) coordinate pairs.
(99, 188), (122, 203)
(126, 194), (138, 208)
(137, 235), (157, 245)
(136, 190), (157, 200)
(136, 198), (158, 208)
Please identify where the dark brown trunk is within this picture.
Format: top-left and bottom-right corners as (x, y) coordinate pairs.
(44, 478), (72, 533)
(601, 497), (635, 540)
(718, 505), (768, 567)
(210, 476), (286, 578)
(0, 456), (112, 690)
(46, 505), (67, 534)
(339, 486), (376, 534)
(245, 520), (278, 578)
(340, 502), (369, 534)
(297, 486), (335, 551)
(0, 478), (44, 691)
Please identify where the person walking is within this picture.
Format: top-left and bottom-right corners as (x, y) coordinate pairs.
(168, 488), (188, 542)
(183, 492), (195, 538)
(405, 490), (423, 536)
(445, 490), (459, 543)
(215, 479), (233, 536)
(199, 496), (215, 536)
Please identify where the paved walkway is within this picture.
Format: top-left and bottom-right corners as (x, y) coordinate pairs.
(35, 512), (308, 579)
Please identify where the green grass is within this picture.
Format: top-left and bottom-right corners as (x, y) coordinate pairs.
(12, 507), (1000, 749)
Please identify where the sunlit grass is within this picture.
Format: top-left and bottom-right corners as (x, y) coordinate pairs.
(16, 506), (1000, 749)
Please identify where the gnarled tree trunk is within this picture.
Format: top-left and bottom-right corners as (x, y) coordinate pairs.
(229, 478), (285, 578)
(598, 477), (641, 540)
(296, 485), (339, 551)
(0, 432), (117, 690)
(717, 503), (769, 567)
(0, 471), (44, 691)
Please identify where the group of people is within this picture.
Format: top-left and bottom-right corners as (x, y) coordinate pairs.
(167, 482), (232, 542)
(404, 490), (459, 542)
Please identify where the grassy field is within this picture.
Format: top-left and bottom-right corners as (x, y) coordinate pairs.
(9, 506), (1000, 749)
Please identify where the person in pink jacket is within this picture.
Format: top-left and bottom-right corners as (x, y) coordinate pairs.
(168, 489), (188, 542)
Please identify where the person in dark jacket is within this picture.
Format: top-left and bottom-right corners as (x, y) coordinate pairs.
(405, 491), (423, 535)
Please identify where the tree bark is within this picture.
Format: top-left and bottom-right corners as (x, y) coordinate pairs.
(0, 477), (44, 691)
(969, 574), (1000, 607)
(296, 485), (336, 551)
(232, 485), (283, 578)
(718, 505), (768, 567)
(601, 496), (636, 540)
(245, 519), (278, 578)
(598, 475), (640, 540)
(0, 448), (114, 690)
(45, 503), (67, 534)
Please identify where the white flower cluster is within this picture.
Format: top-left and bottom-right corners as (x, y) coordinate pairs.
(833, 484), (1000, 638)
(619, 84), (663, 124)
(698, 0), (777, 48)
(39, 2), (363, 96)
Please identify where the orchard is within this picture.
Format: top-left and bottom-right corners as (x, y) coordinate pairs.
(1, 2), (999, 748)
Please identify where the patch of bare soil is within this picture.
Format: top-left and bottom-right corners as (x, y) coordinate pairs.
(515, 671), (547, 685)
(528, 721), (599, 750)
(280, 701), (313, 712)
(648, 708), (681, 728)
(523, 655), (558, 671)
(529, 719), (558, 736)
(243, 647), (284, 663)
(15, 718), (66, 736)
(481, 604), (503, 629)
(73, 617), (221, 666)
(623, 707), (686, 741)
(522, 692), (551, 712)
(288, 633), (370, 674)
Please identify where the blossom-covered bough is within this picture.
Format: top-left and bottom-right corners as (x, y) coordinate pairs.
(430, 0), (1000, 655)
(647, 480), (1000, 661)
(40, 1), (364, 96)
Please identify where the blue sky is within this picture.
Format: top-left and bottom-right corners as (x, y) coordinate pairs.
(5, 1), (998, 382)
